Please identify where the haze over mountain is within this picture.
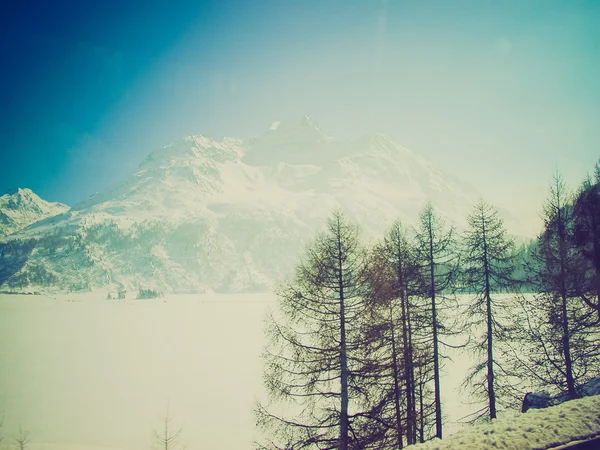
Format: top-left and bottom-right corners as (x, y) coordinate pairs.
(0, 117), (526, 295)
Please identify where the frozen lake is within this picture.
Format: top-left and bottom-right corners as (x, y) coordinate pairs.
(0, 293), (485, 449)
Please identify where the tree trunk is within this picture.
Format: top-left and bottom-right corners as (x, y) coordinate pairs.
(482, 221), (497, 419)
(418, 368), (425, 443)
(557, 202), (577, 399)
(400, 293), (414, 445)
(337, 227), (349, 450)
(429, 223), (442, 439)
(485, 293), (496, 419)
(396, 246), (414, 445)
(407, 305), (417, 444)
(561, 290), (577, 399)
(390, 307), (404, 449)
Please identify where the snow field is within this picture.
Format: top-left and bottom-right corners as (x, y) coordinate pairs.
(1, 292), (574, 450)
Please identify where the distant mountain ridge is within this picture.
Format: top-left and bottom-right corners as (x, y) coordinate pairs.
(0, 117), (526, 295)
(0, 188), (69, 236)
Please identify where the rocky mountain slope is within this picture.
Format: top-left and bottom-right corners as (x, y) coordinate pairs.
(0, 188), (69, 236)
(0, 116), (519, 295)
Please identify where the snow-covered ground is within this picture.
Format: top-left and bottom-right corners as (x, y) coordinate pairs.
(413, 394), (600, 450)
(0, 293), (275, 450)
(0, 293), (514, 450)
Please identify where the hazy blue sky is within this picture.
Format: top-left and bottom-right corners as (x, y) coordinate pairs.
(1, 0), (598, 230)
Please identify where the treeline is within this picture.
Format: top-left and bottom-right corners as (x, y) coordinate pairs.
(256, 160), (600, 449)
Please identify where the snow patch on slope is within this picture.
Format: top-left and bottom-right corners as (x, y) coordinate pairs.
(414, 395), (600, 450)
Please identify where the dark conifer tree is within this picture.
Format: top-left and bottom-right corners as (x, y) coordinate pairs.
(512, 173), (600, 401)
(572, 162), (600, 320)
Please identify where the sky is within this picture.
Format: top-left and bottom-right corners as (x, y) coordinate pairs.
(0, 0), (599, 232)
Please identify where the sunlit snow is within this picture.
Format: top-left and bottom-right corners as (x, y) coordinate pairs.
(0, 293), (274, 450)
(0, 292), (480, 450)
(2, 292), (598, 449)
(413, 395), (600, 450)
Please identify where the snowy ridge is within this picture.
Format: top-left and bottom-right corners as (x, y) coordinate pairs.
(0, 188), (69, 236)
(413, 395), (600, 450)
(0, 117), (527, 294)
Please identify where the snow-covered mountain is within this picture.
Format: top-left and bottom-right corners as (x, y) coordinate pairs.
(0, 117), (521, 294)
(0, 188), (69, 236)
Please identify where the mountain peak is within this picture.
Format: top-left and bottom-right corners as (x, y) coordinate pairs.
(244, 116), (333, 166)
(2, 187), (33, 197)
(0, 188), (69, 237)
(1, 187), (41, 205)
(267, 115), (328, 137)
(300, 114), (319, 127)
(138, 135), (245, 171)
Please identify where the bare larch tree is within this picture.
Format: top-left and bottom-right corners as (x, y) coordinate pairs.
(462, 199), (516, 419)
(414, 203), (458, 439)
(256, 211), (368, 450)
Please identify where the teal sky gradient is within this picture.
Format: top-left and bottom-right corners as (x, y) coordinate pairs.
(1, 0), (599, 233)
